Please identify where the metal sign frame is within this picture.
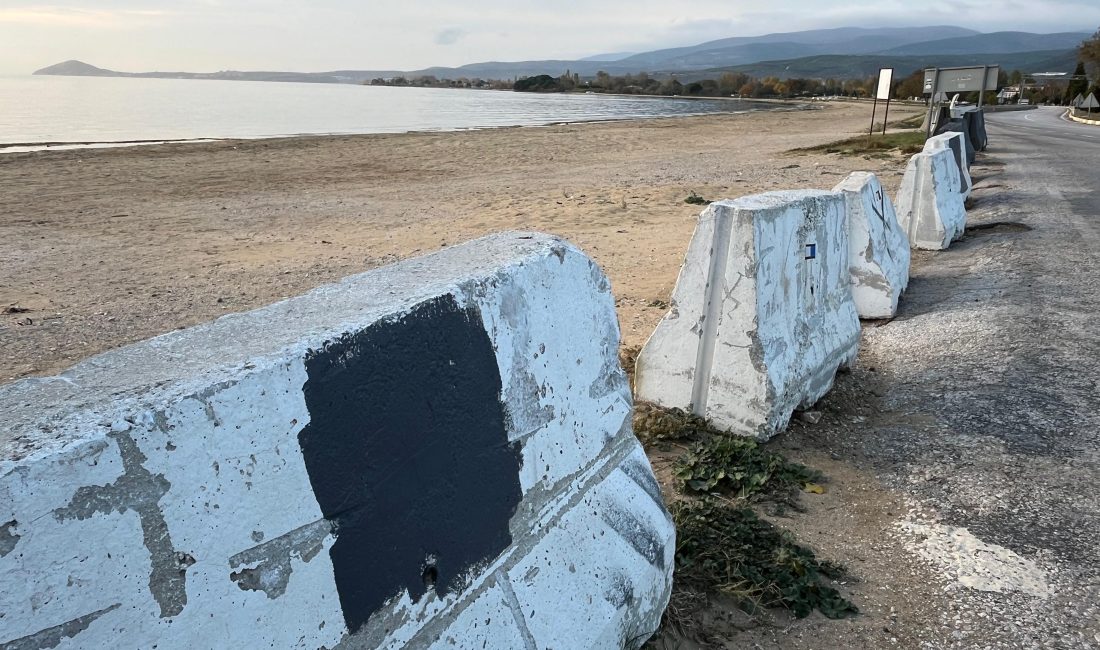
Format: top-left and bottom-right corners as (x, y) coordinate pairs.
(923, 65), (1000, 135)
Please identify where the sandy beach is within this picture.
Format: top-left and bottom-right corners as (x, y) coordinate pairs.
(0, 100), (919, 381)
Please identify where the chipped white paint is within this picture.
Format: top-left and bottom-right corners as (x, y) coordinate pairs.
(635, 190), (861, 439)
(924, 132), (973, 200)
(0, 232), (673, 650)
(896, 149), (968, 250)
(898, 521), (1051, 599)
(833, 172), (911, 319)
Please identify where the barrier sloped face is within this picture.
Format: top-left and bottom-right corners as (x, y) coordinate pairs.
(967, 110), (989, 151)
(635, 190), (861, 439)
(833, 172), (911, 319)
(896, 149), (968, 250)
(0, 232), (674, 650)
(924, 132), (972, 200)
(937, 121), (977, 167)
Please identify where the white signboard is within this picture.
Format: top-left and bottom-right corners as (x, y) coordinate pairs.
(876, 68), (894, 100)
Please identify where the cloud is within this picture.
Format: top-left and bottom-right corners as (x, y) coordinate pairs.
(0, 5), (171, 28)
(434, 27), (466, 45)
(1, 0), (1096, 75)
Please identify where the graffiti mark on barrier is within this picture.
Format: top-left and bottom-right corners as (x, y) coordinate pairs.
(0, 604), (121, 650)
(53, 431), (186, 618)
(229, 519), (333, 599)
(873, 189), (886, 222)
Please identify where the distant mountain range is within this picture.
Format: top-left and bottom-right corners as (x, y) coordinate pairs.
(35, 26), (1090, 83)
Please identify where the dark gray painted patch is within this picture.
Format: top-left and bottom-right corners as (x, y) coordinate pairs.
(0, 603), (120, 650)
(0, 520), (20, 558)
(601, 502), (666, 571)
(228, 519), (332, 599)
(298, 295), (523, 634)
(947, 137), (970, 194)
(53, 431), (187, 618)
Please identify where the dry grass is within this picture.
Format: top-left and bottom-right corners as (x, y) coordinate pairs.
(790, 130), (927, 157)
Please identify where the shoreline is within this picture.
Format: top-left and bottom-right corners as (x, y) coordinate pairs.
(0, 98), (815, 154)
(0, 101), (921, 380)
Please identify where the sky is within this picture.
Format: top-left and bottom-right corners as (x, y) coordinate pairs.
(0, 1), (1097, 75)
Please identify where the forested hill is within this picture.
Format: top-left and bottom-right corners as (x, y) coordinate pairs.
(35, 26), (1089, 83)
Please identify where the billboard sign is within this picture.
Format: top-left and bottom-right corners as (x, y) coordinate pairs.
(923, 66), (1000, 95)
(875, 68), (894, 100)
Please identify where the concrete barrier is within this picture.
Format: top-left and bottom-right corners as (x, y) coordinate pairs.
(984, 104), (1037, 113)
(924, 132), (972, 200)
(965, 110), (988, 152)
(896, 149), (968, 250)
(935, 120), (977, 167)
(833, 172), (911, 319)
(635, 191), (861, 439)
(924, 105), (951, 135)
(1068, 111), (1100, 126)
(0, 232), (674, 649)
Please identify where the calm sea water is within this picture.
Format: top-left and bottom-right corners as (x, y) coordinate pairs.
(0, 75), (794, 152)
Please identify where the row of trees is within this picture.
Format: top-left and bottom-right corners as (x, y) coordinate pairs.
(1071, 28), (1100, 105)
(514, 70), (886, 99)
(518, 67), (1078, 103)
(366, 76), (511, 90)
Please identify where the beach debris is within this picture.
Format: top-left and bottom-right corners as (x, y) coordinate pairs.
(798, 410), (824, 424)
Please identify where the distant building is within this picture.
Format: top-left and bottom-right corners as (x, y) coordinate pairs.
(997, 85), (1020, 103)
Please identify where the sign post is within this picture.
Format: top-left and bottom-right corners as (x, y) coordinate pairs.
(924, 68), (940, 136)
(870, 68), (893, 136)
(1083, 93), (1099, 116)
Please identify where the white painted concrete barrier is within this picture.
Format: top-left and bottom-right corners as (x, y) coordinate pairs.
(0, 232), (674, 649)
(635, 191), (861, 439)
(939, 122), (977, 168)
(896, 149), (968, 250)
(924, 132), (972, 200)
(833, 172), (911, 319)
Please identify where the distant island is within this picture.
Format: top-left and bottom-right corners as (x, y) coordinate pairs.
(35, 26), (1087, 85)
(33, 60), (361, 84)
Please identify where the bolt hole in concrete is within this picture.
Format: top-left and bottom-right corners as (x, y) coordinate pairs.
(422, 563), (439, 589)
(965, 221), (1033, 236)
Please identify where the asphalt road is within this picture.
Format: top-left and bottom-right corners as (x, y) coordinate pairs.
(988, 105), (1100, 148)
(879, 105), (1100, 647)
(924, 104), (1100, 646)
(745, 105), (1100, 649)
